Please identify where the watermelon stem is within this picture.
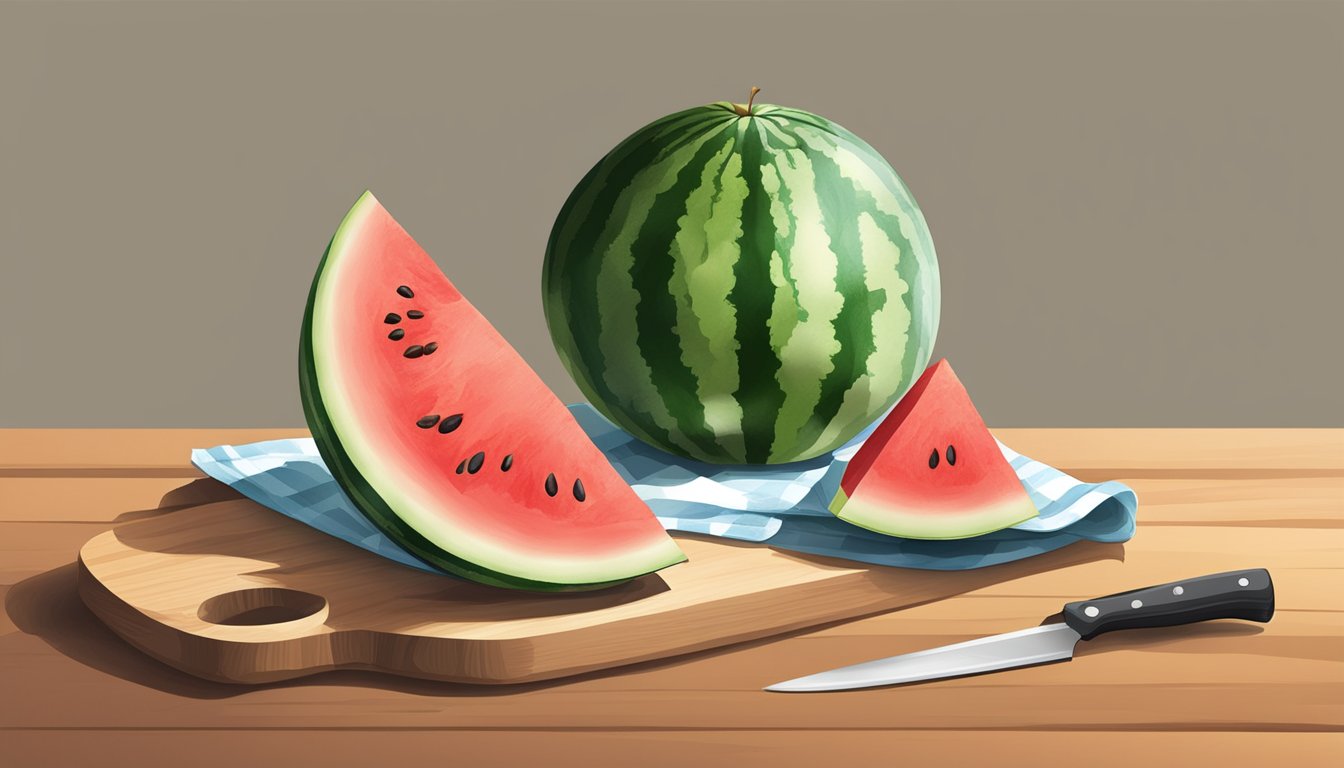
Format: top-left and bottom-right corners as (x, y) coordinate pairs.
(733, 86), (761, 117)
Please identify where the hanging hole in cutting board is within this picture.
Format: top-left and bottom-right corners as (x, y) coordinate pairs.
(198, 587), (327, 626)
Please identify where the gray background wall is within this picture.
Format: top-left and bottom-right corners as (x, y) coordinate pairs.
(2, 0), (1341, 428)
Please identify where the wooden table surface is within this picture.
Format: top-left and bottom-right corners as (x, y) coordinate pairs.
(2, 428), (1341, 766)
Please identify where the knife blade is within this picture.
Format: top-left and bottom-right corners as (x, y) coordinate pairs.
(766, 567), (1274, 692)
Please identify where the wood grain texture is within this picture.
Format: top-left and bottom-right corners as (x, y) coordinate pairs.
(0, 476), (241, 522)
(75, 498), (1111, 684)
(4, 731), (1342, 768)
(4, 428), (1342, 767)
(0, 429), (300, 472)
(991, 428), (1344, 475)
(4, 571), (1339, 730)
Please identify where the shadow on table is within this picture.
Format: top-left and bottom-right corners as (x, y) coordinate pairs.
(5, 478), (1148, 701)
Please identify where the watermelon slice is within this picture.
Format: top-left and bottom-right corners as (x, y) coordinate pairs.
(829, 360), (1038, 539)
(299, 192), (686, 590)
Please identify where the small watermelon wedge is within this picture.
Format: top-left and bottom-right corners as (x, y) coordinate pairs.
(299, 191), (686, 591)
(829, 360), (1038, 539)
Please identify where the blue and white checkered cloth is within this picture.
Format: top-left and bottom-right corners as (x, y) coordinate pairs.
(192, 404), (1136, 573)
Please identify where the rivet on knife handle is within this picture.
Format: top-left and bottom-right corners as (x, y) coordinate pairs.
(1062, 568), (1275, 641)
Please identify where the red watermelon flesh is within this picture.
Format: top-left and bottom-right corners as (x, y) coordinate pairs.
(829, 359), (1039, 539)
(299, 191), (686, 590)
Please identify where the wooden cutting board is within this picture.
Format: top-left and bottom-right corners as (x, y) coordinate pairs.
(78, 496), (1107, 685)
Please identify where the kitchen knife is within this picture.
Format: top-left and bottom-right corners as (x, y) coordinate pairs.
(765, 568), (1274, 693)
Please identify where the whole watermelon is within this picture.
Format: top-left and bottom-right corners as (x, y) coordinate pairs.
(542, 95), (940, 464)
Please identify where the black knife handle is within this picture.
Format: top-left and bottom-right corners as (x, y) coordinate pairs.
(1062, 568), (1274, 641)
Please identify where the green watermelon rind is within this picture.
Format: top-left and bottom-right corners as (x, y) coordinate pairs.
(828, 487), (1039, 541)
(825, 360), (1041, 541)
(299, 192), (682, 592)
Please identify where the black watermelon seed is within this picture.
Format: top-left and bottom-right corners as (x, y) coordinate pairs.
(544, 473), (558, 497)
(422, 341), (438, 355)
(388, 328), (405, 341)
(416, 414), (441, 429)
(407, 310), (425, 319)
(455, 459), (466, 474)
(437, 413), (463, 434)
(403, 345), (424, 358)
(467, 451), (485, 474)
(946, 444), (957, 466)
(501, 454), (513, 471)
(928, 448), (940, 469)
(397, 285), (414, 298)
(384, 313), (401, 324)
(572, 478), (586, 502)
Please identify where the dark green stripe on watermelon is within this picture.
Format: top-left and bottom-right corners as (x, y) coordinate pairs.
(866, 198), (925, 412)
(542, 110), (734, 454)
(729, 120), (787, 464)
(788, 133), (878, 457)
(628, 129), (739, 462)
(799, 115), (939, 405)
